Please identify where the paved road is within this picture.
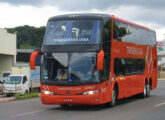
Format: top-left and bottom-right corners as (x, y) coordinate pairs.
(0, 81), (165, 120)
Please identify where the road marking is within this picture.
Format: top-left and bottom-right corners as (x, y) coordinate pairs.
(0, 98), (39, 106)
(13, 110), (45, 117)
(154, 101), (165, 108)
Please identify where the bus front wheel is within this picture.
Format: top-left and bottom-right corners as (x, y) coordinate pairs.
(106, 87), (117, 107)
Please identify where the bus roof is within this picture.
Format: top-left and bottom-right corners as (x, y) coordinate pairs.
(48, 13), (154, 32)
(48, 13), (109, 21)
(110, 15), (154, 32)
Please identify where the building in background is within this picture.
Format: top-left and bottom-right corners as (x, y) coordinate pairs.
(16, 49), (33, 64)
(0, 28), (16, 78)
(157, 39), (165, 66)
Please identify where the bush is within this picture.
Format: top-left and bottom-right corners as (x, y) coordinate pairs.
(15, 92), (39, 99)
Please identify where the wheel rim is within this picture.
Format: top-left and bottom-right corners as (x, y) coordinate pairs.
(147, 84), (150, 96)
(111, 90), (116, 105)
(143, 84), (147, 96)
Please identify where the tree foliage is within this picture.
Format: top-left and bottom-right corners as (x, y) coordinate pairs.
(7, 25), (46, 49)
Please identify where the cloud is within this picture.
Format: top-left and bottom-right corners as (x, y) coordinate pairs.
(0, 0), (42, 6)
(1, 0), (165, 27)
(0, 0), (165, 11)
(0, 0), (165, 40)
(112, 6), (165, 28)
(0, 4), (66, 28)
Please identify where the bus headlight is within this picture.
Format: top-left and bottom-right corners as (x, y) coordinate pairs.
(82, 90), (99, 95)
(41, 90), (54, 95)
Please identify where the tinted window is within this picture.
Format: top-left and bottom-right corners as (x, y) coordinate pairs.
(114, 58), (125, 76)
(124, 59), (145, 75)
(113, 20), (156, 46)
(114, 58), (145, 76)
(44, 20), (101, 45)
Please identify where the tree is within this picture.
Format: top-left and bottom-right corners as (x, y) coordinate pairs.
(7, 25), (46, 49)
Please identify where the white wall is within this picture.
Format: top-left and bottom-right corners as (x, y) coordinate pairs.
(0, 54), (13, 77)
(0, 28), (16, 56)
(0, 28), (17, 77)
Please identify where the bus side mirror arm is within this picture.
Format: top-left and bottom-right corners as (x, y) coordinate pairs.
(30, 50), (41, 70)
(97, 50), (104, 70)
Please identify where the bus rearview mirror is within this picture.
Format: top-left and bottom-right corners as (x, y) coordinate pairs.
(97, 50), (104, 70)
(30, 50), (41, 70)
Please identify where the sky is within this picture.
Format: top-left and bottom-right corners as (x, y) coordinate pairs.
(0, 0), (165, 40)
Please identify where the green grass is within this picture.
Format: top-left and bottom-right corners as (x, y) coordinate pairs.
(15, 92), (39, 100)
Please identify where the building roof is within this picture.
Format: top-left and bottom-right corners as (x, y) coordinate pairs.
(17, 49), (34, 53)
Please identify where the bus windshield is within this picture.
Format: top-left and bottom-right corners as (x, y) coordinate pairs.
(42, 52), (100, 85)
(43, 20), (101, 45)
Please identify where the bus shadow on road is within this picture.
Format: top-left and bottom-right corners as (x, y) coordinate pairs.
(49, 104), (106, 111)
(116, 94), (155, 107)
(47, 95), (155, 111)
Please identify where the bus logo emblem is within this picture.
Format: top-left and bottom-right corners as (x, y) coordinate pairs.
(66, 90), (70, 94)
(43, 85), (49, 90)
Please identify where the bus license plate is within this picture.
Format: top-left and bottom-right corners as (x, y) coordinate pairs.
(64, 99), (72, 102)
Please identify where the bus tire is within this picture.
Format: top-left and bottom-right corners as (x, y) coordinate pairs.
(146, 84), (150, 97)
(142, 82), (150, 98)
(106, 87), (117, 107)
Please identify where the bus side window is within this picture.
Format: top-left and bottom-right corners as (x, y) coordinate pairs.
(114, 58), (125, 76)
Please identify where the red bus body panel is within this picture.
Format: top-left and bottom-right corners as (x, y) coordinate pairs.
(41, 80), (113, 105)
(110, 40), (157, 99)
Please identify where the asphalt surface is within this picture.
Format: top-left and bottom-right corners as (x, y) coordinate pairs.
(0, 81), (165, 120)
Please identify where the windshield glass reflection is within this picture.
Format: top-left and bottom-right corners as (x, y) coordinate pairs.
(44, 20), (101, 45)
(42, 52), (99, 85)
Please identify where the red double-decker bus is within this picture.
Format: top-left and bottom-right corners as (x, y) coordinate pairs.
(30, 14), (157, 107)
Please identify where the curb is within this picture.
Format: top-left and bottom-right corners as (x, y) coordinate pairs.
(0, 97), (15, 103)
(158, 79), (165, 81)
(0, 93), (40, 103)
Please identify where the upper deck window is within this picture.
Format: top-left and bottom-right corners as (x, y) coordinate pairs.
(44, 20), (101, 45)
(113, 20), (156, 46)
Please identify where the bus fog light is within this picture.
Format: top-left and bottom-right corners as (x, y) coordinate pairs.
(83, 90), (99, 95)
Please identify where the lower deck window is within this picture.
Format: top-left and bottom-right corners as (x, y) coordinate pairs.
(114, 58), (145, 76)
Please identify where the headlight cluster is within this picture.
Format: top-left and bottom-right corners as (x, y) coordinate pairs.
(41, 90), (54, 95)
(82, 90), (99, 95)
(41, 90), (99, 95)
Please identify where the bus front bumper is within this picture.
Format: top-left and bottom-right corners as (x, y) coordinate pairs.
(41, 93), (103, 105)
